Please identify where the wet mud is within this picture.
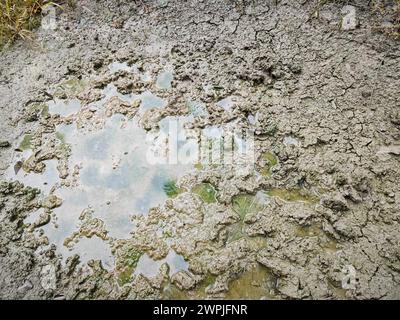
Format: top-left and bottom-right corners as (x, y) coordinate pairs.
(0, 0), (400, 300)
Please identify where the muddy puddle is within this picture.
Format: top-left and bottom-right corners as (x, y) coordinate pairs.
(5, 74), (198, 272)
(3, 61), (332, 299)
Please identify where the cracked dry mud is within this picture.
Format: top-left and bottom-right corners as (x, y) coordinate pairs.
(1, 0), (400, 300)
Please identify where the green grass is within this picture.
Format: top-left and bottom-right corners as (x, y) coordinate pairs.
(0, 0), (59, 49)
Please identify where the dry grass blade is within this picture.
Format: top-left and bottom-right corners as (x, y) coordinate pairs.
(0, 0), (59, 49)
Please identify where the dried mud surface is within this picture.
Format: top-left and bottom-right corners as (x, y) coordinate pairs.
(1, 0), (400, 300)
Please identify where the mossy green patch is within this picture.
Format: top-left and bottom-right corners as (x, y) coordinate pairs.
(260, 152), (278, 177)
(113, 242), (143, 286)
(296, 223), (338, 252)
(232, 194), (264, 220)
(56, 131), (66, 144)
(163, 180), (184, 198)
(267, 188), (319, 204)
(192, 183), (217, 203)
(226, 222), (246, 243)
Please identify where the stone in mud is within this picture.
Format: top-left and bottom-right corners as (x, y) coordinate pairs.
(40, 264), (57, 291)
(30, 211), (51, 229)
(170, 270), (200, 290)
(333, 217), (363, 239)
(232, 194), (264, 220)
(41, 195), (63, 209)
(17, 280), (33, 295)
(390, 110), (400, 125)
(341, 5), (357, 31)
(139, 109), (164, 131)
(0, 141), (10, 148)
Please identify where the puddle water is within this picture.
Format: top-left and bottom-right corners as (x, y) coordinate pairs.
(70, 236), (115, 270)
(108, 61), (135, 74)
(55, 114), (192, 238)
(139, 91), (168, 114)
(5, 157), (59, 195)
(34, 112), (194, 266)
(192, 183), (217, 204)
(18, 134), (33, 151)
(259, 152), (278, 177)
(8, 88), (191, 268)
(163, 264), (275, 300)
(247, 112), (259, 126)
(134, 250), (188, 278)
(224, 264), (277, 299)
(296, 223), (339, 253)
(54, 78), (88, 98)
(156, 71), (173, 90)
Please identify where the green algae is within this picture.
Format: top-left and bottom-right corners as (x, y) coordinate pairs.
(163, 273), (217, 300)
(226, 222), (246, 243)
(260, 152), (278, 177)
(295, 223), (339, 252)
(267, 188), (319, 204)
(163, 180), (184, 198)
(18, 134), (33, 150)
(194, 163), (203, 170)
(192, 183), (217, 204)
(56, 131), (66, 144)
(113, 243), (143, 286)
(225, 264), (276, 299)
